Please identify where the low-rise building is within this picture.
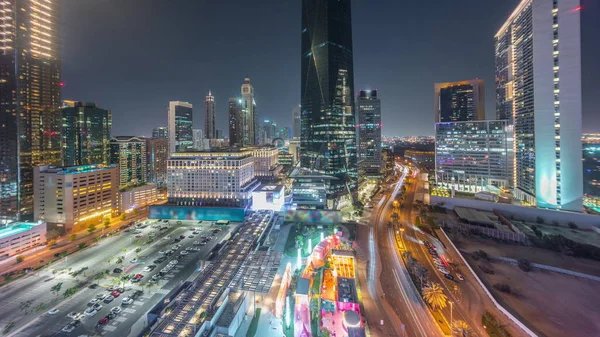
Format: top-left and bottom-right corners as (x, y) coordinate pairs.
(404, 149), (435, 169)
(0, 221), (46, 259)
(119, 183), (158, 213)
(34, 165), (118, 233)
(167, 149), (259, 207)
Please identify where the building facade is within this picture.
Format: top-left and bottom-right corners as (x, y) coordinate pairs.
(434, 79), (485, 123)
(435, 121), (511, 193)
(205, 91), (216, 139)
(152, 127), (168, 139)
(293, 105), (301, 139)
(119, 183), (158, 213)
(253, 147), (282, 180)
(34, 165), (118, 233)
(0, 0), (61, 220)
(404, 150), (435, 170)
(168, 101), (193, 153)
(0, 222), (46, 259)
(61, 101), (112, 167)
(495, 0), (583, 211)
(110, 136), (147, 188)
(146, 137), (169, 186)
(241, 78), (258, 146)
(357, 90), (382, 178)
(167, 150), (260, 207)
(229, 98), (243, 147)
(300, 0), (357, 204)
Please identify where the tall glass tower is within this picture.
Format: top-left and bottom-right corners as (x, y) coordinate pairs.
(495, 0), (583, 211)
(168, 101), (193, 153)
(300, 0), (357, 204)
(0, 0), (62, 220)
(204, 91), (216, 139)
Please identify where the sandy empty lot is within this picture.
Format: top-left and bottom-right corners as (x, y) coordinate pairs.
(453, 235), (600, 277)
(468, 258), (600, 337)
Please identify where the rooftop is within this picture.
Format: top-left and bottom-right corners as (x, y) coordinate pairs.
(39, 165), (116, 175)
(0, 222), (44, 240)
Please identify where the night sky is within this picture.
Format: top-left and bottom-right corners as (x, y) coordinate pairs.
(62, 0), (600, 137)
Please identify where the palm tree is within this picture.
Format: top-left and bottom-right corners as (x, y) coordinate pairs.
(423, 282), (447, 310)
(452, 320), (471, 337)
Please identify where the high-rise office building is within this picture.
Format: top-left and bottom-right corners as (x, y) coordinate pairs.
(292, 105), (301, 138)
(280, 126), (291, 140)
(168, 101), (193, 153)
(61, 101), (112, 167)
(435, 120), (511, 192)
(0, 0), (61, 219)
(205, 91), (216, 139)
(192, 129), (209, 150)
(145, 138), (169, 186)
(495, 0), (582, 211)
(216, 129), (224, 140)
(241, 78), (258, 145)
(301, 0), (357, 203)
(110, 136), (147, 188)
(357, 90), (382, 178)
(229, 98), (243, 146)
(34, 165), (118, 233)
(262, 119), (276, 144)
(152, 127), (168, 139)
(434, 79), (485, 123)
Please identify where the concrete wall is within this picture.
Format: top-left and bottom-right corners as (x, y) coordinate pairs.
(431, 196), (600, 229)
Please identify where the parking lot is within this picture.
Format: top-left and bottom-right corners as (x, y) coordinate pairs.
(13, 219), (236, 337)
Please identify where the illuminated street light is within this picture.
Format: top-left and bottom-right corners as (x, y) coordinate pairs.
(285, 295), (291, 328)
(308, 238), (312, 253)
(297, 248), (302, 269)
(321, 232), (324, 242)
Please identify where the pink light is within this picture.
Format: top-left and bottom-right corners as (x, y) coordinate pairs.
(59, 82), (65, 87)
(571, 5), (582, 12)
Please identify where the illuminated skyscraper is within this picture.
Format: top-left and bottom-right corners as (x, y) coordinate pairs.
(228, 98), (242, 147)
(152, 127), (168, 139)
(357, 90), (382, 178)
(300, 0), (357, 204)
(110, 136), (147, 188)
(434, 79), (485, 122)
(168, 101), (193, 153)
(292, 105), (301, 138)
(0, 0), (61, 220)
(240, 77), (258, 145)
(204, 91), (216, 139)
(495, 0), (582, 211)
(61, 101), (112, 167)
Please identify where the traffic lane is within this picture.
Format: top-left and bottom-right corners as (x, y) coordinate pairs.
(408, 229), (485, 336)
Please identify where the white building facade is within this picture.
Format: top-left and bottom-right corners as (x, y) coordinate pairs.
(0, 222), (46, 259)
(167, 150), (260, 207)
(495, 0), (583, 211)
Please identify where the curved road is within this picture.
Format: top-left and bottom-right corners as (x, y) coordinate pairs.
(369, 165), (444, 337)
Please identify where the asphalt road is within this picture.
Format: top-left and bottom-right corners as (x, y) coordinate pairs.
(5, 219), (235, 337)
(370, 165), (444, 337)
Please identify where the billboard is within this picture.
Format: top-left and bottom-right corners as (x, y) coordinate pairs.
(284, 210), (342, 224)
(148, 206), (245, 222)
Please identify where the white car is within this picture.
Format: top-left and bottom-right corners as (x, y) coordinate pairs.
(67, 311), (79, 319)
(110, 307), (122, 314)
(193, 241), (201, 245)
(96, 293), (107, 299)
(130, 258), (139, 264)
(169, 260), (178, 265)
(88, 298), (100, 306)
(180, 250), (189, 256)
(456, 273), (464, 281)
(159, 250), (166, 254)
(162, 236), (171, 240)
(48, 308), (60, 315)
(84, 308), (98, 317)
(438, 268), (450, 275)
(121, 297), (134, 305)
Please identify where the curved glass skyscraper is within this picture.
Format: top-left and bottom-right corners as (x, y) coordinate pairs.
(300, 0), (357, 205)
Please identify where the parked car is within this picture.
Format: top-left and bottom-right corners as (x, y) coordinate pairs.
(444, 274), (455, 281)
(110, 307), (122, 315)
(88, 298), (100, 306)
(130, 258), (139, 264)
(67, 312), (79, 319)
(132, 290), (144, 298)
(111, 290), (121, 297)
(143, 265), (156, 272)
(103, 295), (114, 303)
(169, 260), (178, 265)
(179, 235), (186, 239)
(48, 308), (60, 315)
(113, 268), (123, 274)
(456, 273), (464, 281)
(84, 308), (98, 317)
(98, 317), (110, 325)
(134, 273), (144, 279)
(121, 297), (134, 305)
(180, 250), (189, 256)
(89, 283), (99, 289)
(93, 303), (103, 311)
(61, 324), (75, 333)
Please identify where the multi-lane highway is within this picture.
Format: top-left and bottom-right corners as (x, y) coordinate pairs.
(3, 219), (235, 337)
(368, 164), (444, 337)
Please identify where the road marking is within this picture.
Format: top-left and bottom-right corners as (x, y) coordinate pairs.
(104, 325), (117, 331)
(123, 308), (136, 314)
(115, 316), (128, 322)
(134, 301), (144, 305)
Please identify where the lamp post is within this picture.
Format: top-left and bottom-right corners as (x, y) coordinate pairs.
(449, 300), (453, 329)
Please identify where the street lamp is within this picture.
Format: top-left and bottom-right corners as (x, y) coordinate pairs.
(449, 300), (453, 328)
(399, 228), (406, 250)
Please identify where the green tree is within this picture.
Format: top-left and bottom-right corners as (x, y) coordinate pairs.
(133, 208), (140, 216)
(51, 282), (63, 297)
(15, 255), (25, 263)
(120, 214), (127, 221)
(78, 242), (87, 249)
(320, 328), (332, 337)
(103, 217), (111, 229)
(451, 320), (471, 337)
(87, 223), (97, 233)
(69, 234), (77, 241)
(423, 283), (447, 310)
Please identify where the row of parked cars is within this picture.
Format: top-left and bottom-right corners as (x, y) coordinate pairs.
(59, 289), (144, 333)
(424, 240), (463, 281)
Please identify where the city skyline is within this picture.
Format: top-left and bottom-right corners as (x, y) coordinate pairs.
(61, 0), (599, 138)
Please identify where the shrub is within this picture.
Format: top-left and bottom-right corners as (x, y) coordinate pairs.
(567, 221), (578, 229)
(517, 259), (532, 272)
(473, 250), (490, 261)
(536, 216), (545, 224)
(493, 283), (512, 293)
(15, 255), (25, 264)
(482, 311), (512, 337)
